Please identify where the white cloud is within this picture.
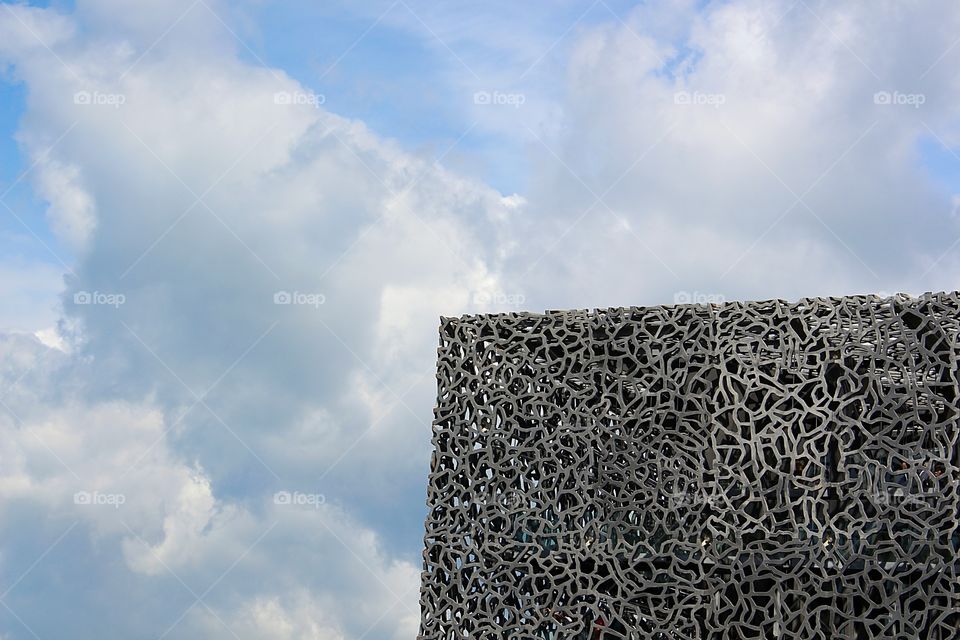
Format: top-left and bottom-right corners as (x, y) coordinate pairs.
(31, 159), (97, 251)
(0, 331), (421, 638)
(508, 0), (960, 309)
(191, 593), (345, 640)
(0, 1), (506, 636)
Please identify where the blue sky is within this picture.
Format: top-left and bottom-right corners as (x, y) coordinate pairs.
(0, 0), (644, 274)
(3, 0), (959, 273)
(0, 1), (959, 638)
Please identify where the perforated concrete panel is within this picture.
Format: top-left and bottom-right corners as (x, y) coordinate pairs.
(419, 292), (960, 639)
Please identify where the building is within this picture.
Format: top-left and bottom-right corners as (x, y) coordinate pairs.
(419, 292), (960, 639)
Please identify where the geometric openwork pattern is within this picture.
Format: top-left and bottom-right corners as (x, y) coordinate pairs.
(419, 292), (960, 639)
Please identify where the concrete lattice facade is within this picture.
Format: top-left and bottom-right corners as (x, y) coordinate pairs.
(419, 292), (960, 639)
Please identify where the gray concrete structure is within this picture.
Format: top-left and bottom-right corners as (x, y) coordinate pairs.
(419, 292), (960, 639)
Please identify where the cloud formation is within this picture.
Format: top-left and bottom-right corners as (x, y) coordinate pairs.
(0, 0), (959, 638)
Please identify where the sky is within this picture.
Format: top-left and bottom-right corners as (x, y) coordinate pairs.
(0, 0), (958, 638)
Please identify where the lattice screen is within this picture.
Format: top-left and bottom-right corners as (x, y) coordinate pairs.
(419, 293), (960, 639)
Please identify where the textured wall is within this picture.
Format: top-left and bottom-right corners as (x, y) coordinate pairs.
(419, 293), (960, 639)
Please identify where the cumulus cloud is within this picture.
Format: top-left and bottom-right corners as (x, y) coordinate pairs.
(507, 0), (960, 308)
(30, 158), (96, 251)
(190, 593), (346, 640)
(0, 0), (499, 636)
(0, 331), (420, 638)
